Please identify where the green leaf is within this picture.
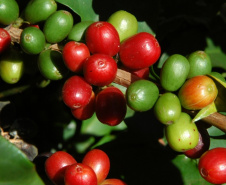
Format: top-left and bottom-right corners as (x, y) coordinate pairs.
(172, 155), (212, 185)
(55, 0), (99, 21)
(205, 37), (226, 70)
(192, 102), (217, 122)
(138, 21), (155, 36)
(0, 136), (44, 185)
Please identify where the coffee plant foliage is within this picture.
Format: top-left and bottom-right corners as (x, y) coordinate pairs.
(0, 0), (225, 184)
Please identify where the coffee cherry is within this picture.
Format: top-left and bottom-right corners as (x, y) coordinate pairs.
(0, 0), (19, 25)
(71, 91), (95, 120)
(62, 75), (92, 109)
(160, 54), (190, 92)
(43, 10), (74, 43)
(20, 27), (46, 55)
(38, 49), (69, 80)
(154, 92), (181, 125)
(68, 21), (94, 42)
(178, 75), (218, 110)
(198, 147), (226, 184)
(165, 112), (199, 152)
(126, 79), (159, 112)
(85, 21), (120, 56)
(24, 0), (57, 24)
(45, 151), (77, 185)
(100, 178), (127, 185)
(0, 28), (11, 54)
(187, 50), (212, 78)
(83, 54), (117, 87)
(0, 47), (24, 84)
(108, 10), (138, 42)
(82, 149), (110, 184)
(119, 32), (161, 69)
(64, 163), (98, 185)
(62, 41), (90, 73)
(184, 124), (210, 159)
(95, 86), (127, 126)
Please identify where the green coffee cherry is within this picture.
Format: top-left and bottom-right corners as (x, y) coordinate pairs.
(43, 10), (74, 43)
(0, 48), (24, 84)
(108, 10), (138, 42)
(24, 0), (57, 24)
(126, 79), (159, 112)
(68, 21), (94, 42)
(165, 112), (199, 152)
(20, 27), (46, 55)
(154, 92), (181, 125)
(160, 54), (190, 91)
(37, 49), (68, 80)
(0, 0), (19, 25)
(187, 50), (212, 78)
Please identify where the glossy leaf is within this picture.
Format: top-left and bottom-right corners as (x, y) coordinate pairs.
(0, 136), (44, 185)
(55, 0), (99, 21)
(192, 102), (217, 122)
(172, 155), (212, 185)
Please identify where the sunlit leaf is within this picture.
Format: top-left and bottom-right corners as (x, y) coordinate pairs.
(192, 102), (217, 122)
(0, 136), (44, 185)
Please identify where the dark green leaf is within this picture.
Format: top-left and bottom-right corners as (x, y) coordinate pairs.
(55, 0), (99, 21)
(205, 37), (226, 70)
(0, 136), (44, 185)
(138, 21), (155, 36)
(172, 155), (212, 185)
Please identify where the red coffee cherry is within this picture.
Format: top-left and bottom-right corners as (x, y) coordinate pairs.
(85, 21), (120, 56)
(82, 149), (110, 184)
(198, 147), (226, 184)
(62, 75), (92, 109)
(83, 54), (117, 87)
(71, 91), (95, 120)
(119, 32), (161, 70)
(62, 41), (90, 73)
(0, 28), (11, 54)
(100, 178), (127, 185)
(64, 163), (98, 185)
(95, 86), (127, 126)
(45, 151), (77, 185)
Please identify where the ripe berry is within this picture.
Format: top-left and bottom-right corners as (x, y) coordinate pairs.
(82, 149), (110, 184)
(83, 54), (117, 87)
(119, 32), (161, 69)
(62, 75), (92, 109)
(45, 151), (77, 185)
(64, 163), (98, 185)
(62, 41), (90, 73)
(95, 86), (127, 126)
(0, 28), (11, 54)
(198, 147), (226, 184)
(71, 91), (95, 120)
(85, 21), (120, 56)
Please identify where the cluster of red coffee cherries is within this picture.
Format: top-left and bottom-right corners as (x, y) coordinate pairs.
(61, 21), (161, 126)
(45, 149), (126, 185)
